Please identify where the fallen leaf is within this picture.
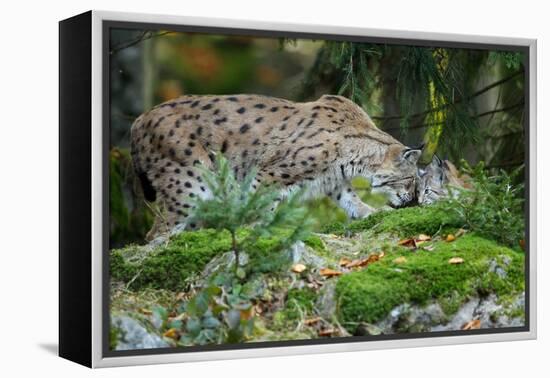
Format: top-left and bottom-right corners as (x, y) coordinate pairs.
(163, 328), (180, 340)
(417, 234), (431, 241)
(172, 313), (187, 321)
(319, 268), (343, 278)
(393, 256), (407, 264)
(139, 308), (152, 315)
(345, 259), (362, 268)
(422, 245), (435, 252)
(339, 257), (352, 266)
(367, 253), (382, 263)
(345, 254), (380, 269)
(455, 228), (467, 238)
(318, 328), (336, 337)
(291, 263), (306, 273)
(448, 257), (464, 264)
(446, 234), (456, 242)
(519, 239), (525, 251)
(461, 319), (481, 330)
(398, 238), (416, 248)
(304, 317), (322, 326)
(379, 252), (385, 259)
(111, 149), (121, 159)
(240, 307), (255, 321)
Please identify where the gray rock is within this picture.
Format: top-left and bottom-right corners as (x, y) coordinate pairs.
(290, 241), (327, 270)
(316, 280), (338, 319)
(431, 298), (480, 332)
(488, 256), (510, 279)
(111, 315), (169, 351)
(200, 251), (249, 283)
(355, 322), (384, 336)
(150, 311), (164, 330)
(474, 294), (502, 325)
(514, 292), (525, 309)
(318, 235), (361, 256)
(377, 303), (445, 334)
(369, 292), (526, 334)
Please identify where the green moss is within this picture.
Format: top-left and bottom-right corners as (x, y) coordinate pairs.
(244, 229), (304, 274)
(271, 287), (317, 331)
(285, 288), (316, 318)
(110, 153), (128, 225)
(322, 205), (463, 237)
(111, 227), (308, 289)
(109, 325), (121, 350)
(335, 234), (524, 330)
(111, 229), (233, 290)
(303, 235), (325, 252)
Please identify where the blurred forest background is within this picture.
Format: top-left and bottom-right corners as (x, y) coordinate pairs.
(109, 28), (525, 247)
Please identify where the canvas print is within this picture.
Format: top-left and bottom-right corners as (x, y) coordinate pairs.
(108, 26), (527, 352)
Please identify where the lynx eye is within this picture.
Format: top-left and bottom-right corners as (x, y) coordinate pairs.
(373, 175), (415, 188)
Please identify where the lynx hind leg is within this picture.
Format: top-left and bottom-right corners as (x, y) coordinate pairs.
(146, 160), (212, 240)
(330, 184), (376, 219)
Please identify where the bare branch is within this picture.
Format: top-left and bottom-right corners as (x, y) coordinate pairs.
(473, 101), (524, 119)
(110, 31), (173, 55)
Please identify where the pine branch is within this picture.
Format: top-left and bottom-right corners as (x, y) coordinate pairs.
(371, 70), (524, 123)
(381, 101), (524, 132)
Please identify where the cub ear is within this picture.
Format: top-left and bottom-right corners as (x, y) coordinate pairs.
(431, 154), (443, 167)
(402, 146), (423, 164)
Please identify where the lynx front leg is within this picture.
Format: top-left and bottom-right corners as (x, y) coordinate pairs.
(330, 184), (376, 219)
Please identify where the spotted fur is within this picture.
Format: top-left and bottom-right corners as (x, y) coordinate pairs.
(131, 94), (423, 240)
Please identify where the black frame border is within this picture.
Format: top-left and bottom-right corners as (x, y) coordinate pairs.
(101, 19), (531, 359)
(59, 11), (93, 368)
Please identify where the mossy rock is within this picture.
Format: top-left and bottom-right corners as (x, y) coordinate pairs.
(335, 234), (524, 331)
(111, 228), (325, 290)
(111, 229), (233, 290)
(322, 205), (463, 237)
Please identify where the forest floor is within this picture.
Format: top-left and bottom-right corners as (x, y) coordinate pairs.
(109, 206), (525, 351)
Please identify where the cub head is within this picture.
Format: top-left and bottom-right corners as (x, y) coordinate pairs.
(370, 144), (423, 208)
(417, 155), (446, 205)
(417, 155), (472, 205)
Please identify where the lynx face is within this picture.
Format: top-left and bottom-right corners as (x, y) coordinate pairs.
(417, 155), (446, 205)
(417, 155), (471, 205)
(370, 146), (422, 208)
